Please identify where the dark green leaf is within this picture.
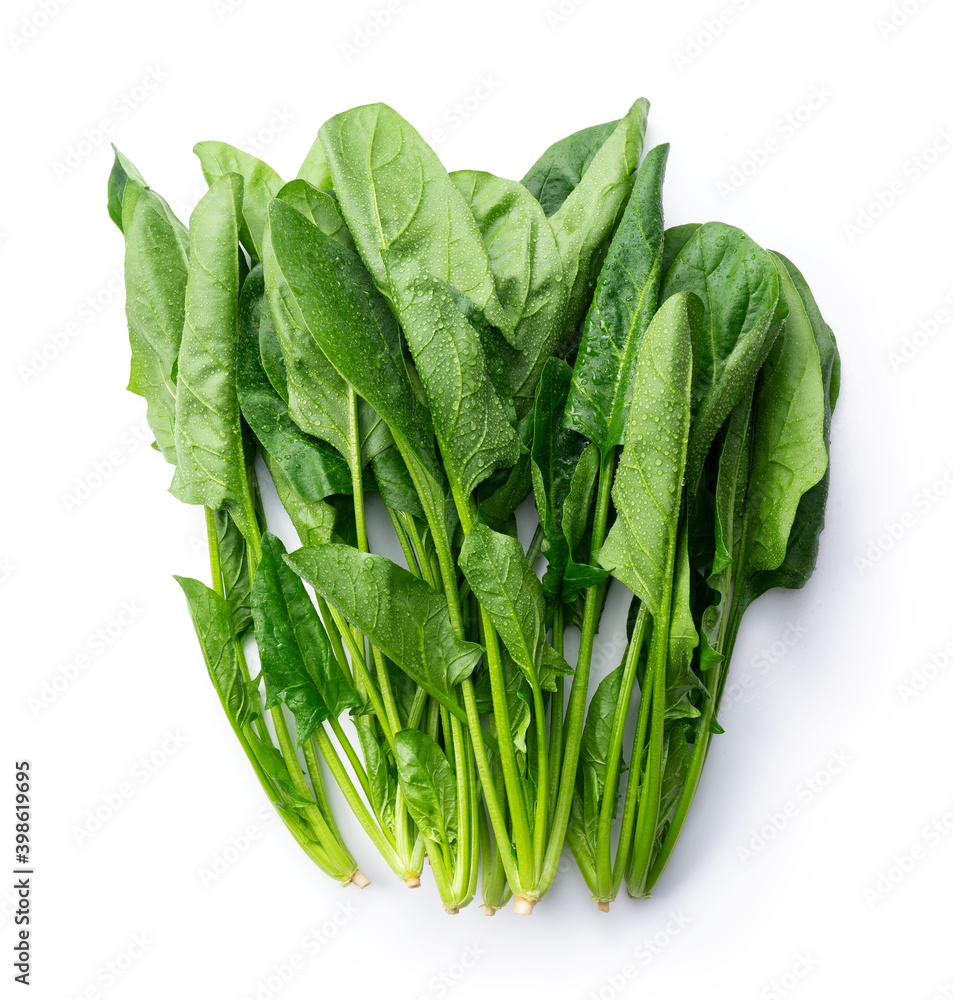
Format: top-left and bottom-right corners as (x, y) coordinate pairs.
(275, 179), (356, 252)
(521, 119), (619, 217)
(355, 726), (397, 832)
(565, 143), (669, 453)
(393, 729), (457, 848)
(237, 264), (352, 502)
(286, 545), (482, 721)
(549, 99), (649, 326)
(661, 222), (784, 490)
(212, 508), (253, 638)
(253, 533), (359, 746)
(174, 575), (258, 728)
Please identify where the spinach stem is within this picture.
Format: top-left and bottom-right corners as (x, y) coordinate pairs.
(594, 605), (647, 901)
(538, 446), (614, 896)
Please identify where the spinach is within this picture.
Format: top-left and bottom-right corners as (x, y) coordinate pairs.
(110, 98), (838, 913)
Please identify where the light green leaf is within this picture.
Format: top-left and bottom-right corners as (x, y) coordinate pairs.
(170, 173), (256, 544)
(194, 141), (284, 261)
(598, 292), (693, 617)
(317, 103), (512, 342)
(393, 729), (457, 848)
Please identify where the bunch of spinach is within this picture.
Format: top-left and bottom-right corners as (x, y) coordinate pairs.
(108, 96), (837, 913)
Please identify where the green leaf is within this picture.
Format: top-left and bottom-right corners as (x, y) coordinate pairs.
(666, 526), (704, 720)
(237, 264), (352, 503)
(737, 255), (828, 576)
(661, 222), (784, 489)
(582, 664), (624, 787)
(170, 174), (256, 544)
(212, 508), (253, 638)
(741, 254), (840, 603)
(317, 103), (512, 342)
(393, 729), (457, 848)
(365, 443), (424, 520)
(253, 534), (359, 745)
(355, 726), (397, 832)
(110, 148), (190, 463)
(451, 169), (568, 414)
(549, 99), (649, 327)
(264, 199), (440, 486)
(531, 358), (609, 602)
(565, 143), (669, 453)
(274, 179), (356, 252)
(562, 443), (599, 552)
(296, 135), (333, 190)
(598, 292), (693, 617)
(174, 575), (258, 728)
(521, 119), (620, 217)
(194, 141), (284, 261)
(286, 545), (482, 721)
(660, 223), (701, 280)
(268, 463), (338, 548)
(387, 263), (521, 498)
(107, 146), (147, 232)
(654, 720), (694, 848)
(460, 523), (567, 693)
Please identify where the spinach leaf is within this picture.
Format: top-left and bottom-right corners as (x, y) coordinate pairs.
(737, 256), (828, 578)
(599, 292), (693, 617)
(109, 148), (189, 463)
(174, 575), (258, 728)
(268, 464), (338, 548)
(661, 221), (784, 490)
(565, 143), (669, 454)
(740, 254), (840, 603)
(194, 141), (284, 261)
(212, 508), (253, 638)
(355, 726), (397, 833)
(238, 264), (352, 502)
(548, 99), (649, 326)
(285, 544), (482, 721)
(295, 135), (333, 190)
(521, 119), (620, 217)
(450, 169), (567, 414)
(459, 523), (569, 693)
(264, 199), (441, 488)
(253, 533), (359, 745)
(660, 223), (701, 279)
(317, 103), (512, 342)
(170, 173), (258, 546)
(387, 263), (521, 498)
(275, 179), (356, 252)
(531, 358), (609, 602)
(393, 729), (458, 848)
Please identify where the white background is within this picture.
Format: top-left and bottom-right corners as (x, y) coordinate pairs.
(3, 0), (952, 997)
